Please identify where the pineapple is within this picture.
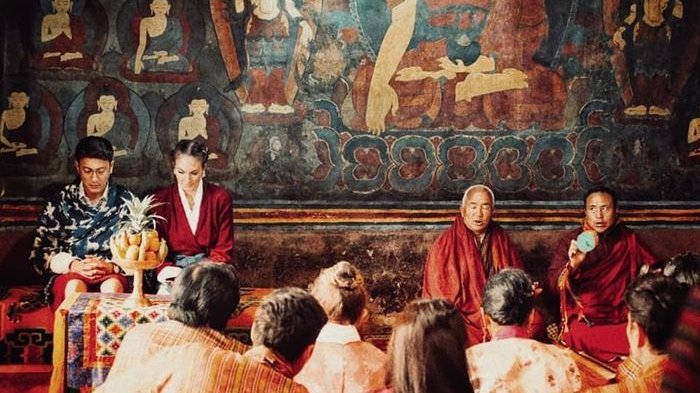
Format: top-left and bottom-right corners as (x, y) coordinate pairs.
(110, 193), (168, 264)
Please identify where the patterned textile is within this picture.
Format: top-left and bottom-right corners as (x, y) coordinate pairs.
(108, 319), (248, 378)
(49, 288), (269, 393)
(467, 337), (583, 393)
(584, 356), (668, 393)
(0, 286), (53, 365)
(28, 183), (130, 305)
(660, 286), (700, 393)
(95, 344), (309, 393)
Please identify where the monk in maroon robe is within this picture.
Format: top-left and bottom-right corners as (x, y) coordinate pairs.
(547, 186), (657, 364)
(422, 185), (523, 347)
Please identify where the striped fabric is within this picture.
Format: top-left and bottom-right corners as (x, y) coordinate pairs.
(584, 356), (667, 393)
(660, 287), (700, 393)
(96, 343), (309, 393)
(106, 320), (249, 378)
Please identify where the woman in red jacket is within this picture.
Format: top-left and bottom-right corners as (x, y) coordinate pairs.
(152, 139), (233, 290)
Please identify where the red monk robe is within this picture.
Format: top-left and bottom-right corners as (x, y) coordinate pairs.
(547, 223), (657, 363)
(153, 183), (233, 264)
(422, 215), (523, 347)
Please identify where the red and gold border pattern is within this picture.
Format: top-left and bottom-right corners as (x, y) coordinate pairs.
(3, 203), (700, 227)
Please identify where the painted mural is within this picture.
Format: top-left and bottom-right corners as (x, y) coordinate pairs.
(1, 0), (699, 201)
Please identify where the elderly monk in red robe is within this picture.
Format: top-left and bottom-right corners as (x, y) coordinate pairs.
(422, 184), (523, 347)
(547, 186), (658, 364)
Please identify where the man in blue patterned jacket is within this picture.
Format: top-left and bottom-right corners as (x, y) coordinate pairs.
(29, 136), (131, 309)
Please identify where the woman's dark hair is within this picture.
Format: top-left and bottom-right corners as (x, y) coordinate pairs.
(583, 185), (618, 209)
(386, 298), (474, 393)
(310, 261), (367, 324)
(625, 273), (687, 352)
(663, 252), (700, 287)
(482, 268), (534, 326)
(171, 139), (208, 166)
(167, 261), (240, 331)
(251, 287), (328, 363)
(75, 136), (114, 162)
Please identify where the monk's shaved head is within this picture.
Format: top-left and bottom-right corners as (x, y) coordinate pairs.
(461, 185), (495, 208)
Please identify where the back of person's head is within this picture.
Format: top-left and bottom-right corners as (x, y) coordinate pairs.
(310, 261), (367, 325)
(625, 273), (687, 353)
(387, 298), (473, 393)
(171, 139), (208, 165)
(167, 261), (241, 331)
(663, 252), (700, 287)
(482, 268), (534, 326)
(583, 185), (617, 208)
(75, 136), (114, 162)
(251, 287), (328, 363)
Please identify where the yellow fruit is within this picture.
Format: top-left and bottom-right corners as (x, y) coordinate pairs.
(157, 240), (168, 261)
(146, 237), (160, 252)
(144, 251), (158, 263)
(125, 245), (140, 261)
(116, 231), (129, 251)
(146, 230), (159, 240)
(128, 233), (141, 246)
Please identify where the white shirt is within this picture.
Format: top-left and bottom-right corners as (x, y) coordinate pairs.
(177, 181), (203, 235)
(315, 323), (362, 345)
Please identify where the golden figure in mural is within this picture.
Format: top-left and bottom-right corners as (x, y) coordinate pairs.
(0, 91), (39, 157)
(38, 0), (92, 69)
(86, 93), (131, 158)
(365, 0), (530, 134)
(612, 0), (683, 117)
(177, 97), (221, 161)
(689, 117), (700, 157)
(132, 0), (191, 75)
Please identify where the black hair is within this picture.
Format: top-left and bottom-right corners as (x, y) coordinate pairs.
(625, 273), (687, 352)
(171, 139), (208, 165)
(167, 261), (241, 331)
(75, 136), (114, 162)
(482, 268), (534, 326)
(251, 287), (327, 362)
(663, 252), (700, 287)
(584, 185), (618, 209)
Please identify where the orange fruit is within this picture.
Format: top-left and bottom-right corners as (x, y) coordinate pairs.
(127, 233), (141, 246)
(146, 237), (160, 252)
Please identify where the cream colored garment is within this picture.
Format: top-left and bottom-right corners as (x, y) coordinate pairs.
(295, 323), (386, 393)
(467, 337), (583, 393)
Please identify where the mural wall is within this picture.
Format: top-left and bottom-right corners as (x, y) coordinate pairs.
(1, 0), (699, 202)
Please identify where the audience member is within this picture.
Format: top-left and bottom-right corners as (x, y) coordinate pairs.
(29, 136), (129, 310)
(152, 139), (233, 292)
(97, 287), (327, 392)
(659, 286), (700, 393)
(295, 261), (386, 393)
(96, 261), (247, 390)
(662, 252), (700, 287)
(423, 185), (523, 346)
(374, 298), (474, 393)
(547, 186), (657, 362)
(467, 268), (582, 392)
(585, 273), (687, 393)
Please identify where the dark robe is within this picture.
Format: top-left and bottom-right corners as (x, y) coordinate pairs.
(422, 215), (523, 347)
(547, 223), (657, 362)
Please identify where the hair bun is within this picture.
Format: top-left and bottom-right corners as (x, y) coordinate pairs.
(334, 270), (358, 290)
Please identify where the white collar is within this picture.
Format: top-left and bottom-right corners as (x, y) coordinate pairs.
(315, 323), (361, 344)
(177, 181), (204, 234)
(78, 182), (109, 206)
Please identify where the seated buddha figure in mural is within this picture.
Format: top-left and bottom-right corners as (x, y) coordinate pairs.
(86, 90), (133, 158)
(240, 0), (313, 115)
(612, 0), (683, 117)
(36, 0), (93, 69)
(0, 90), (40, 158)
(129, 0), (192, 75)
(354, 0), (566, 133)
(177, 96), (227, 164)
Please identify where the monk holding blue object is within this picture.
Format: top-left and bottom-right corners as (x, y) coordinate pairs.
(547, 186), (658, 364)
